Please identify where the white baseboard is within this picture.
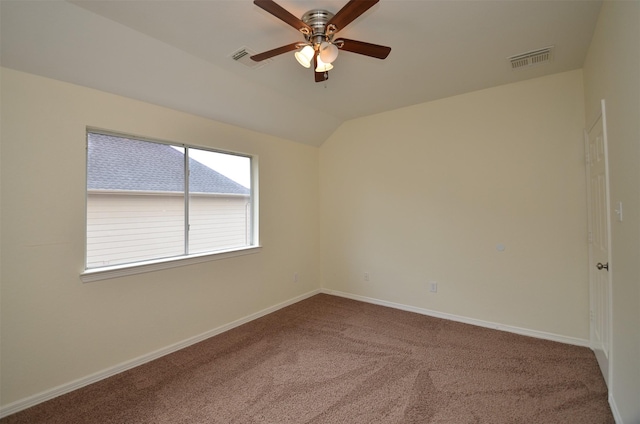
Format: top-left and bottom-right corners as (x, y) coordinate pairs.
(609, 393), (623, 424)
(321, 289), (590, 348)
(0, 289), (321, 419)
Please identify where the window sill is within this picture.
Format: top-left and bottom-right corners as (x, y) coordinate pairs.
(80, 246), (262, 283)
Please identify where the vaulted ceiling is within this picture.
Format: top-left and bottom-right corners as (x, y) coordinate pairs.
(1, 0), (602, 146)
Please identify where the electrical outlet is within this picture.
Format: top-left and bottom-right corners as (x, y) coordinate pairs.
(364, 272), (370, 282)
(429, 281), (438, 293)
(294, 273), (298, 283)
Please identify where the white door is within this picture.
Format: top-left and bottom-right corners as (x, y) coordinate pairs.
(585, 99), (612, 386)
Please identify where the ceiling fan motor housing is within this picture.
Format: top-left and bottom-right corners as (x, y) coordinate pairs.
(301, 10), (335, 45)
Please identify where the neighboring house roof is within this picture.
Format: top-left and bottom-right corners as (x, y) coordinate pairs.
(87, 133), (250, 195)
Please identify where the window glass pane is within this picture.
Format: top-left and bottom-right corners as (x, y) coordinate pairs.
(188, 149), (252, 255)
(86, 133), (185, 268)
(86, 132), (256, 270)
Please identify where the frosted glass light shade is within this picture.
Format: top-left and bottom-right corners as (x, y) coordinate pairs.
(295, 46), (314, 68)
(315, 56), (334, 72)
(319, 42), (339, 63)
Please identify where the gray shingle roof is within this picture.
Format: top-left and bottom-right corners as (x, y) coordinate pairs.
(87, 133), (250, 195)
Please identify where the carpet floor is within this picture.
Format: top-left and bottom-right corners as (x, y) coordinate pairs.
(1, 294), (613, 423)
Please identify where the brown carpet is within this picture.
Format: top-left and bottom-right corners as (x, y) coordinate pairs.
(2, 294), (613, 423)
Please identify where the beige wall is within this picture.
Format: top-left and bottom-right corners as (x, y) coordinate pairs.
(0, 68), (319, 405)
(583, 1), (640, 422)
(320, 70), (588, 340)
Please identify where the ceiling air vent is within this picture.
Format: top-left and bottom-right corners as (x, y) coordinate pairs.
(230, 47), (270, 69)
(508, 46), (554, 70)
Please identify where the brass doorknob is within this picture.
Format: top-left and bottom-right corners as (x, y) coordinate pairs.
(596, 262), (609, 271)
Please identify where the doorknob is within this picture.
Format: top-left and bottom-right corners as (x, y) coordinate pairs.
(596, 262), (609, 271)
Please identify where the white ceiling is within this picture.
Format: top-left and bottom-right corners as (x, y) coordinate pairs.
(1, 0), (602, 146)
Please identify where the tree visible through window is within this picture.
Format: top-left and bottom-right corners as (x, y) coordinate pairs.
(86, 131), (253, 269)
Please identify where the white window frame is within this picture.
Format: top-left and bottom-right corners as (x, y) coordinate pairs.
(81, 129), (260, 283)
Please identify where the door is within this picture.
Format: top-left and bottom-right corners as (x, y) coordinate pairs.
(585, 99), (612, 386)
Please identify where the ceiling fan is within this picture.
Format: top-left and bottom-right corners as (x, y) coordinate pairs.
(250, 0), (391, 82)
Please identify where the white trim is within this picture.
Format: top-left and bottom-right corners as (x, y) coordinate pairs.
(609, 393), (623, 424)
(600, 99), (614, 391)
(81, 246), (262, 283)
(0, 289), (321, 419)
(321, 289), (590, 347)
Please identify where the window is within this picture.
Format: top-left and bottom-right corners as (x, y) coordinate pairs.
(85, 131), (256, 271)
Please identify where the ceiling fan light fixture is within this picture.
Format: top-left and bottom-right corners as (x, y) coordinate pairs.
(319, 41), (339, 64)
(295, 45), (314, 68)
(315, 56), (334, 72)
(252, 0), (391, 83)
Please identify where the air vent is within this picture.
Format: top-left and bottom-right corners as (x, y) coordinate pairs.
(508, 46), (554, 70)
(229, 47), (270, 69)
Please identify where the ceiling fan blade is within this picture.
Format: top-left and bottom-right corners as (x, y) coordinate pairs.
(251, 43), (303, 62)
(335, 38), (391, 59)
(326, 0), (379, 33)
(314, 51), (328, 82)
(253, 0), (312, 34)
